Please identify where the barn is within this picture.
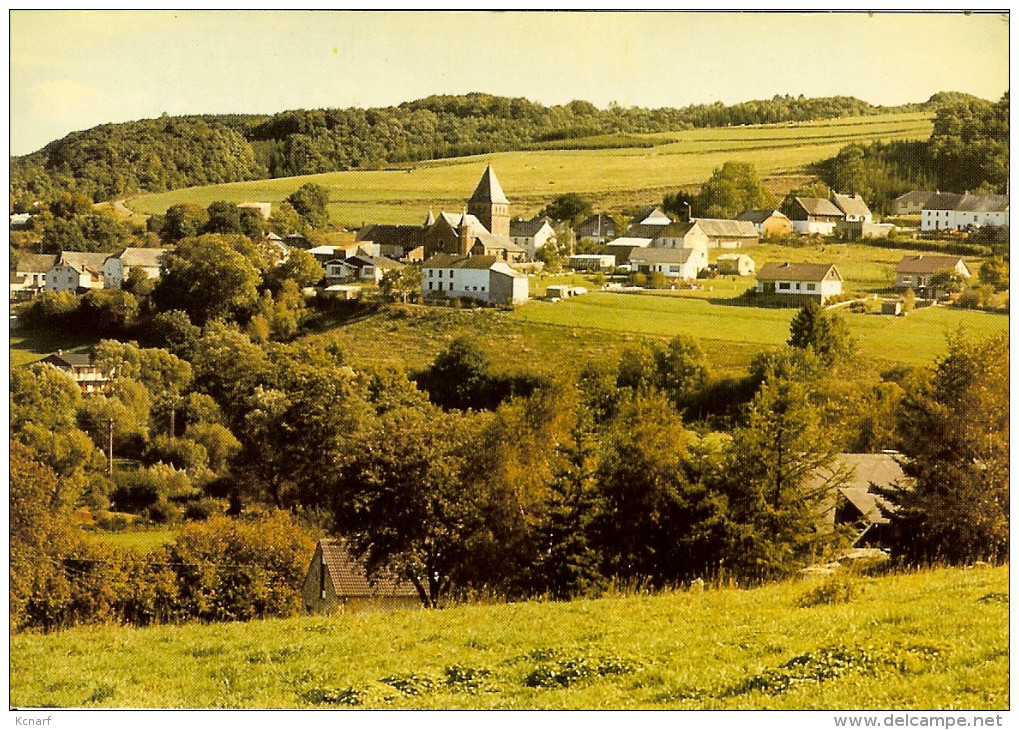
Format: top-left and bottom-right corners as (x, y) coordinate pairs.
(302, 539), (420, 613)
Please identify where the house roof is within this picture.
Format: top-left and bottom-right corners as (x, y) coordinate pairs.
(794, 197), (844, 218)
(607, 236), (653, 249)
(693, 218), (759, 239)
(347, 254), (404, 269)
(894, 191), (938, 207)
(625, 222), (672, 239)
(895, 255), (969, 275)
(43, 352), (93, 368)
(811, 453), (907, 526)
(436, 211), (488, 235)
(15, 253), (59, 274)
(629, 247), (698, 264)
(717, 253), (754, 262)
(308, 245), (346, 256)
(472, 232), (526, 253)
(318, 539), (418, 598)
(830, 192), (873, 219)
(756, 261), (840, 282)
(422, 253), (501, 270)
(954, 194), (1009, 213)
(655, 221), (702, 239)
(633, 206), (672, 225)
(737, 209), (789, 224)
(490, 261), (526, 278)
(469, 165), (510, 205)
(510, 216), (554, 237)
(113, 247), (170, 268)
(357, 223), (427, 248)
(57, 251), (109, 273)
(575, 213), (618, 236)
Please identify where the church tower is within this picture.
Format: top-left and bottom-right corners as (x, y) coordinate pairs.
(468, 165), (510, 238)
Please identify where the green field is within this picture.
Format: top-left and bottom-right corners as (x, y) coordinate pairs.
(84, 528), (177, 552)
(125, 112), (932, 227)
(9, 565), (1008, 709)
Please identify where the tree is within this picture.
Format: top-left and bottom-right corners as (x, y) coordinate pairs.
(978, 257), (1009, 292)
(692, 161), (775, 219)
(540, 193), (591, 225)
(379, 266), (421, 303)
(287, 183), (330, 229)
(162, 204), (210, 242)
(416, 336), (498, 411)
(204, 201), (242, 234)
(77, 289), (139, 334)
(341, 405), (485, 607)
(657, 334), (709, 408)
(152, 235), (262, 325)
(882, 333), (1008, 564)
(788, 301), (854, 366)
(927, 268), (967, 297)
(722, 357), (850, 580)
(263, 248), (324, 294)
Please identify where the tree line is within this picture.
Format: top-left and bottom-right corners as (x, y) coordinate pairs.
(11, 92), (937, 205)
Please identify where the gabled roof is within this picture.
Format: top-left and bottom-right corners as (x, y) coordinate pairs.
(421, 253), (501, 270)
(895, 255), (969, 275)
(606, 236), (653, 249)
(469, 165), (510, 205)
(113, 247), (170, 268)
(436, 211), (488, 235)
(693, 218), (759, 238)
(575, 213), (618, 236)
(655, 221), (702, 239)
(830, 192), (873, 219)
(629, 247), (698, 264)
(717, 253), (754, 262)
(472, 232), (526, 253)
(921, 192), (963, 211)
(893, 191), (938, 207)
(57, 251), (108, 273)
(43, 352), (93, 368)
(15, 253), (59, 274)
(625, 222), (672, 239)
(347, 254), (404, 269)
(490, 261), (526, 278)
(810, 453), (907, 526)
(356, 223), (427, 248)
(954, 194), (1009, 213)
(793, 197), (844, 218)
(756, 261), (840, 282)
(510, 216), (554, 237)
(318, 539), (418, 598)
(737, 209), (789, 224)
(633, 206), (672, 225)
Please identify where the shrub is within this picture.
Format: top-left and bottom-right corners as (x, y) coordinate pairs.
(798, 574), (859, 607)
(183, 498), (224, 522)
(143, 499), (181, 525)
(112, 463), (193, 513)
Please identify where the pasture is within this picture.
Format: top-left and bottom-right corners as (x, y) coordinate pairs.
(124, 113), (932, 227)
(9, 565), (1008, 709)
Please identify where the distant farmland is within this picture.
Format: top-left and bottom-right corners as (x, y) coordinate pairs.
(126, 112), (932, 228)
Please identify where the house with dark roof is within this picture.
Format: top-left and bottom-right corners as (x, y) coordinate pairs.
(40, 351), (110, 393)
(421, 253), (528, 305)
(893, 191), (938, 216)
(894, 255), (971, 294)
(302, 539), (420, 613)
(921, 192), (1009, 232)
(692, 218), (760, 249)
(737, 209), (792, 237)
(510, 215), (557, 260)
(574, 213), (618, 243)
(785, 197), (845, 235)
(357, 222), (427, 261)
(755, 262), (843, 303)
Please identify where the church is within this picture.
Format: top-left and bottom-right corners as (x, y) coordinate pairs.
(357, 165), (526, 263)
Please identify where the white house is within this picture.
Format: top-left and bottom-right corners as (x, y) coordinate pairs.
(421, 253), (528, 305)
(716, 253), (756, 276)
(894, 255), (971, 293)
(103, 247), (170, 288)
(46, 252), (108, 292)
(921, 193), (1009, 232)
(756, 262), (843, 303)
(785, 197), (845, 235)
(10, 253), (58, 300)
(692, 218), (760, 248)
(830, 192), (873, 223)
(510, 216), (557, 261)
(628, 246), (707, 280)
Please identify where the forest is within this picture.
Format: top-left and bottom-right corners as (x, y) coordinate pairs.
(9, 92), (949, 205)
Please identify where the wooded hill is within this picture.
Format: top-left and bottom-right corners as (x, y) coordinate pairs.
(9, 92), (977, 205)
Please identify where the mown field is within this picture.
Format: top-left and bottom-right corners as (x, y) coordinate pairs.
(124, 112), (932, 227)
(9, 565), (1008, 709)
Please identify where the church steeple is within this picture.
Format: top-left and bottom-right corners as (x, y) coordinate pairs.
(468, 165), (510, 237)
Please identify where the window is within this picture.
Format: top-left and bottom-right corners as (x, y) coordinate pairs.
(428, 282), (433, 290)
(794, 282), (801, 290)
(900, 276), (911, 285)
(778, 282), (791, 290)
(806, 283), (816, 292)
(669, 265), (680, 273)
(481, 286), (485, 292)
(438, 270), (442, 278)
(449, 270), (454, 277)
(438, 282), (443, 291)
(428, 270), (433, 278)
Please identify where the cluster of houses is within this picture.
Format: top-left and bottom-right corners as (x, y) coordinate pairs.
(892, 190), (1009, 232)
(10, 247), (172, 301)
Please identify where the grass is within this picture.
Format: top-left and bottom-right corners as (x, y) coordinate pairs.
(9, 565), (1008, 709)
(123, 112), (932, 227)
(84, 528), (177, 552)
(9, 326), (101, 367)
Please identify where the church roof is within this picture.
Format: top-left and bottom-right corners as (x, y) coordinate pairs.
(470, 165), (510, 205)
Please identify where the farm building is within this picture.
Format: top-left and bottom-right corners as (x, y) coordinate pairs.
(892, 191), (938, 216)
(829, 191), (873, 223)
(357, 222), (427, 261)
(736, 209), (792, 237)
(238, 201), (272, 219)
(785, 197), (844, 235)
(920, 192), (1009, 232)
(569, 253), (616, 271)
(545, 284), (587, 300)
(894, 255), (971, 295)
(812, 453), (906, 548)
(755, 262), (843, 303)
(421, 253), (528, 305)
(103, 247), (171, 288)
(575, 213), (618, 242)
(302, 539), (420, 613)
(10, 252), (58, 300)
(692, 218), (759, 248)
(716, 253), (755, 276)
(45, 251), (108, 292)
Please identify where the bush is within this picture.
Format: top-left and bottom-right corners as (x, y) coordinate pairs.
(798, 574), (859, 607)
(143, 499), (181, 525)
(184, 498), (224, 522)
(112, 463), (193, 513)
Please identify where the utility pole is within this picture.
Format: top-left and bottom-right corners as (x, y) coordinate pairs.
(107, 418), (114, 476)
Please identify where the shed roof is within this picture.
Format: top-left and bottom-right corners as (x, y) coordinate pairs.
(757, 261), (840, 282)
(318, 539), (418, 598)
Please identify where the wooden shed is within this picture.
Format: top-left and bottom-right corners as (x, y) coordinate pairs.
(302, 539), (421, 613)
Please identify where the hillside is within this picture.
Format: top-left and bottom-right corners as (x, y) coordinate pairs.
(9, 92), (957, 206)
(9, 565), (1008, 709)
(125, 112), (934, 228)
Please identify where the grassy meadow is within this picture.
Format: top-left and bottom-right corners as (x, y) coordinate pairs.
(124, 112), (932, 227)
(9, 565), (1008, 709)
